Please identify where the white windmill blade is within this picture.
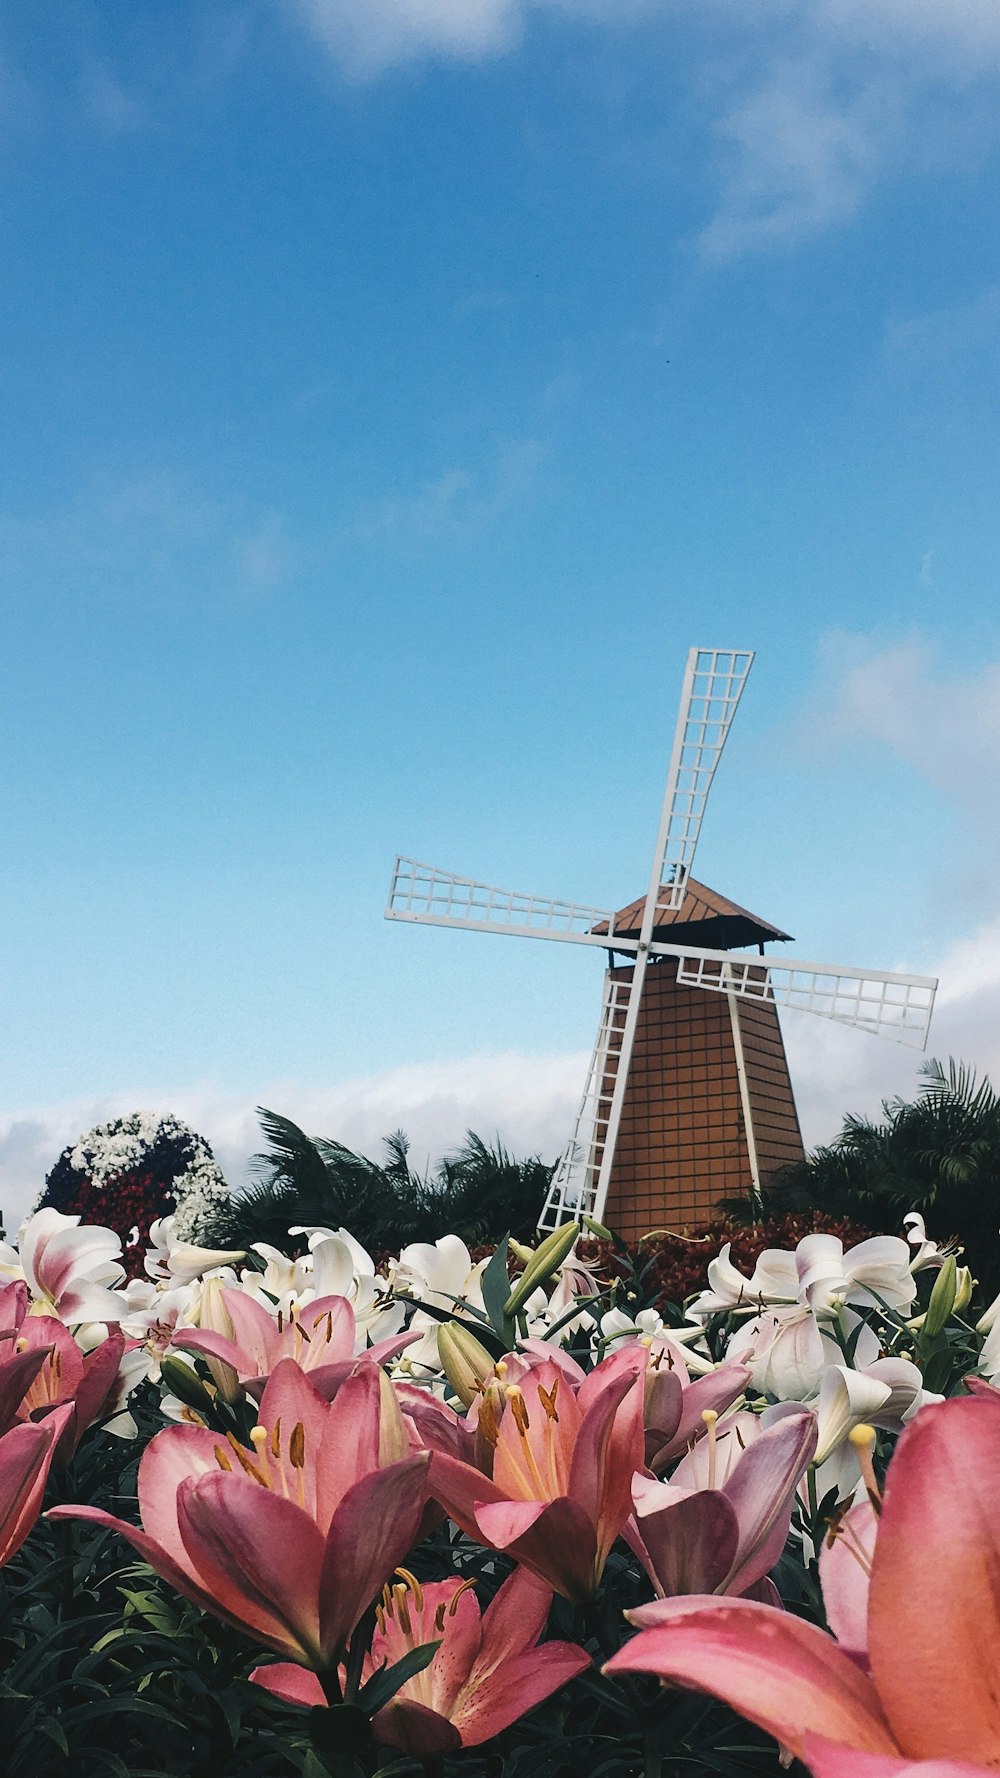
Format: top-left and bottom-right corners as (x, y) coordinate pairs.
(386, 856), (638, 951)
(650, 648), (755, 916)
(665, 946), (937, 1050)
(538, 974), (631, 1232)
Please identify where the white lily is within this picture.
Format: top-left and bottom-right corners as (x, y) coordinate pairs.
(144, 1214), (245, 1286)
(16, 1209), (127, 1324)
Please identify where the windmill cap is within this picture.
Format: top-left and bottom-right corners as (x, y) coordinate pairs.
(591, 878), (792, 951)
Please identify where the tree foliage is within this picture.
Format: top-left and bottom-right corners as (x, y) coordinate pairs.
(224, 1110), (554, 1253)
(764, 1057), (1000, 1297)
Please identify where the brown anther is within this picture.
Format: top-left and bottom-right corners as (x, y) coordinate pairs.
(447, 1578), (477, 1616)
(213, 1444), (233, 1472)
(225, 1430), (271, 1487)
(537, 1379), (560, 1423)
(477, 1395), (501, 1448)
(54, 1350), (62, 1380)
(824, 1506), (848, 1549)
(271, 1418), (281, 1459)
(324, 1311), (334, 1344)
(277, 1309), (284, 1334)
(508, 1386), (531, 1435)
(289, 1422), (306, 1469)
(434, 1603), (447, 1634)
(375, 1603), (386, 1634)
(394, 1585), (413, 1636)
(394, 1567), (424, 1611)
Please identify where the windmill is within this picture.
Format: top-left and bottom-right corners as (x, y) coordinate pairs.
(385, 648), (938, 1240)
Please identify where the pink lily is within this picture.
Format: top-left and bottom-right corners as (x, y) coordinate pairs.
(50, 1358), (429, 1672)
(0, 1407), (74, 1564)
(0, 1282), (58, 1434)
(252, 1568), (590, 1754)
(171, 1287), (411, 1394)
(0, 1280), (128, 1463)
(428, 1345), (646, 1602)
(605, 1393), (1000, 1769)
(641, 1339), (751, 1473)
(627, 1406), (817, 1600)
(13, 1314), (127, 1467)
(804, 1738), (997, 1778)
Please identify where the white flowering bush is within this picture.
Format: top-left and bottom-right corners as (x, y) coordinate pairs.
(36, 1110), (231, 1272)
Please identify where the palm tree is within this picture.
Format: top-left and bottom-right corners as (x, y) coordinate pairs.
(225, 1109), (555, 1254)
(766, 1058), (1000, 1298)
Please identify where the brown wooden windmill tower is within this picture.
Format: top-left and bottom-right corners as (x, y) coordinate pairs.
(386, 648), (938, 1240)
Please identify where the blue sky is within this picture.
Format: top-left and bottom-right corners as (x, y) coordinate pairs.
(2, 0), (1000, 1221)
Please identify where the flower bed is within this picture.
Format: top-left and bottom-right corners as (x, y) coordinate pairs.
(0, 1201), (994, 1775)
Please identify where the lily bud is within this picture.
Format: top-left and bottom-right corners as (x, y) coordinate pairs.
(977, 1289), (1000, 1335)
(582, 1215), (614, 1241)
(438, 1321), (496, 1409)
(508, 1239), (536, 1266)
(503, 1221), (580, 1319)
(159, 1354), (216, 1415)
(198, 1277), (242, 1403)
(953, 1265), (974, 1316)
(922, 1254), (957, 1339)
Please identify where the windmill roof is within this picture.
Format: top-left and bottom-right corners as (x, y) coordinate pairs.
(591, 878), (792, 951)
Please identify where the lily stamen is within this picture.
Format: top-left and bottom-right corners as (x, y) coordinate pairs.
(447, 1578), (476, 1616)
(849, 1424), (883, 1515)
(507, 1385), (550, 1498)
(226, 1430), (271, 1488)
(702, 1409), (719, 1491)
(394, 1566), (424, 1610)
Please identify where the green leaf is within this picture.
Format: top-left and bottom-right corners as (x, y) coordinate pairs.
(480, 1236), (513, 1341)
(356, 1638), (441, 1716)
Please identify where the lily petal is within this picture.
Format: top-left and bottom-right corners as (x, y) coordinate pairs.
(803, 1735), (997, 1778)
(178, 1472), (325, 1662)
(605, 1597), (898, 1759)
(867, 1393), (1000, 1763)
(820, 1497), (876, 1660)
(249, 1663), (325, 1709)
(318, 1453), (429, 1661)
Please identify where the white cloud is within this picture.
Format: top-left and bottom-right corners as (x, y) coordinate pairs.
(284, 0), (524, 76)
(0, 1051), (585, 1240)
(278, 0), (1000, 256)
(696, 52), (889, 260)
(806, 633), (1000, 817)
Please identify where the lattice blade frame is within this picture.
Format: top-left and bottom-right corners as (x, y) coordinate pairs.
(655, 648), (754, 912)
(538, 974), (631, 1231)
(386, 856), (633, 949)
(671, 949), (937, 1050)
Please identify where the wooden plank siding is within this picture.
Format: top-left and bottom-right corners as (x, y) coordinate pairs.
(599, 957), (804, 1243)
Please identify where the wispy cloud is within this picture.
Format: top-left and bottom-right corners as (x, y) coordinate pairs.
(77, 61), (146, 133)
(363, 436), (546, 539)
(277, 0), (1000, 257)
(0, 472), (295, 611)
(695, 50), (890, 260)
(885, 282), (1000, 368)
(284, 0), (524, 78)
(803, 632), (1000, 818)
